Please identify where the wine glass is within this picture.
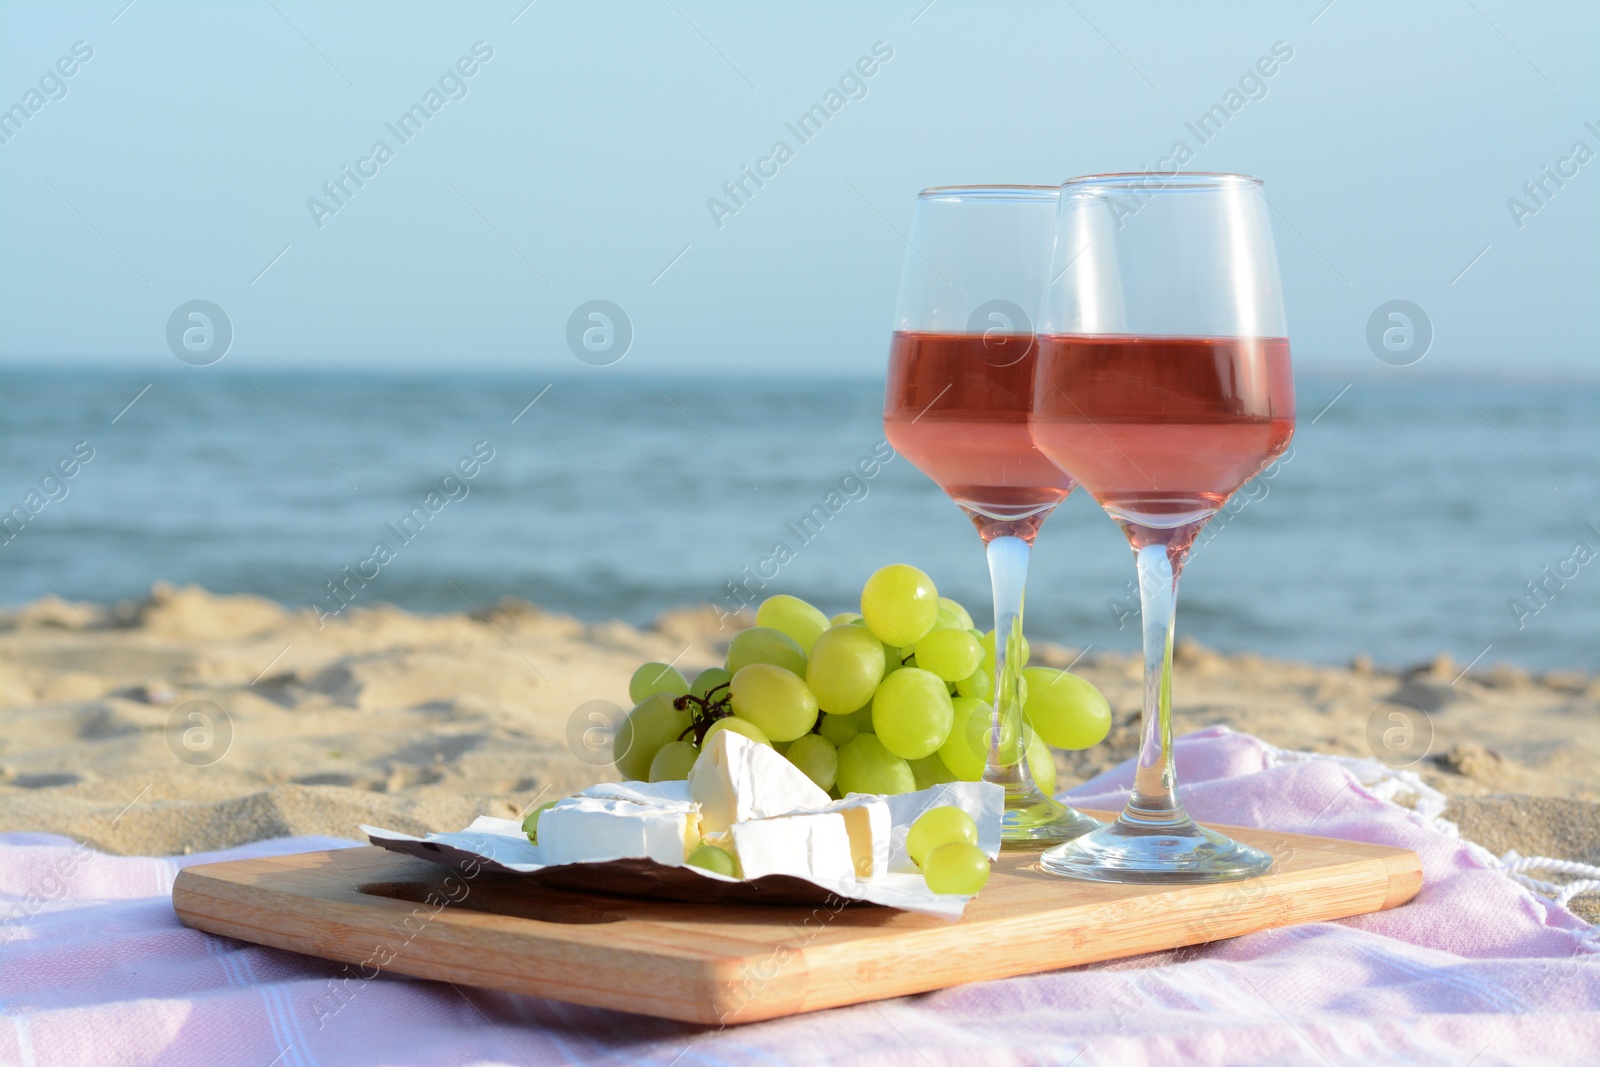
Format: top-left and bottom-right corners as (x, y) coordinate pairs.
(1032, 173), (1295, 882)
(883, 185), (1101, 846)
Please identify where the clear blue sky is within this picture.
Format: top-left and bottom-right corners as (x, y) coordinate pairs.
(1, 0), (1594, 378)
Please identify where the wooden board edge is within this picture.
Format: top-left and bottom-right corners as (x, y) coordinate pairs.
(1377, 847), (1425, 910)
(739, 851), (1418, 1023)
(173, 866), (768, 1026)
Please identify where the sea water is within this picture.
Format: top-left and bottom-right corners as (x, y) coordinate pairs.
(2, 370), (1594, 671)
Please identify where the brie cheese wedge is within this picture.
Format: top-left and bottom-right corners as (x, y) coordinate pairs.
(811, 794), (891, 880)
(730, 810), (855, 883)
(536, 796), (702, 866)
(688, 729), (830, 834)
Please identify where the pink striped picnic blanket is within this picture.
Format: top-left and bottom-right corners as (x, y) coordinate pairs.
(3, 726), (1598, 1066)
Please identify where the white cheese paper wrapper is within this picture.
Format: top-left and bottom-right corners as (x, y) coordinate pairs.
(363, 779), (1002, 919)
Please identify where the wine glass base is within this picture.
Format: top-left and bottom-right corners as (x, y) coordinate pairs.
(998, 787), (1102, 850)
(1038, 810), (1273, 882)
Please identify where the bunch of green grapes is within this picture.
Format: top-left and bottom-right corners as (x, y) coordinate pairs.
(608, 566), (1113, 801)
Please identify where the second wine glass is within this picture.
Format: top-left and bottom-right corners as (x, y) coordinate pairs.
(1033, 172), (1295, 881)
(882, 185), (1101, 846)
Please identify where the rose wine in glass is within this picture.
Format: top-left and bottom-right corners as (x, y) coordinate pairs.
(1031, 336), (1294, 522)
(883, 185), (1100, 847)
(1033, 173), (1295, 882)
(884, 332), (1074, 531)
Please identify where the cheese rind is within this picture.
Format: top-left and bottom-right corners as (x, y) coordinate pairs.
(689, 729), (830, 834)
(578, 780), (694, 807)
(730, 810), (856, 883)
(536, 796), (700, 866)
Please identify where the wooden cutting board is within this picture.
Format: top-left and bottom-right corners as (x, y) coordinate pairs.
(172, 815), (1420, 1025)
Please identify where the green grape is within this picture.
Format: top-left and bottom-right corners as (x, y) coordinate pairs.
(831, 611), (864, 626)
(906, 805), (979, 866)
(880, 642), (906, 680)
(614, 693), (692, 780)
(909, 754), (956, 790)
(979, 628), (1031, 670)
(729, 663), (819, 742)
(836, 734), (916, 795)
(1027, 728), (1057, 796)
(772, 739), (791, 756)
(756, 594), (831, 653)
(649, 740), (700, 781)
(922, 841), (990, 895)
(938, 697), (1029, 781)
(703, 715), (771, 748)
(786, 733), (838, 791)
(860, 564), (939, 647)
(938, 696), (990, 781)
(726, 626), (808, 677)
(914, 628), (984, 683)
(818, 710), (860, 746)
(938, 597), (975, 631)
(871, 667), (955, 760)
(687, 843), (739, 877)
(628, 662), (689, 704)
(954, 666), (993, 701)
(1021, 667), (1112, 749)
(522, 800), (558, 843)
(851, 705), (877, 734)
(806, 624), (887, 714)
(690, 666), (733, 701)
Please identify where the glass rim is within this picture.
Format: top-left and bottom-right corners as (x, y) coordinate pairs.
(917, 184), (1059, 201)
(1060, 171), (1264, 193)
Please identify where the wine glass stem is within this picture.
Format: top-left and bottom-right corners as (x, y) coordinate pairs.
(1130, 542), (1181, 819)
(983, 534), (1037, 789)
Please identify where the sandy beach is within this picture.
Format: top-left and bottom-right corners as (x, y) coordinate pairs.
(1, 583), (1593, 919)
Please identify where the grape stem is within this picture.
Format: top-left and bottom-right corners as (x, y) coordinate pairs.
(672, 684), (734, 745)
